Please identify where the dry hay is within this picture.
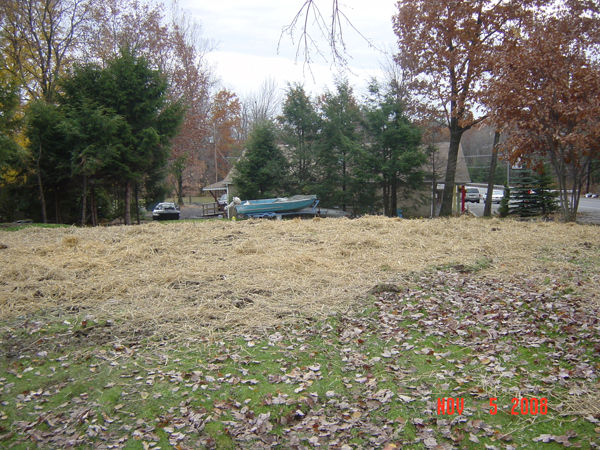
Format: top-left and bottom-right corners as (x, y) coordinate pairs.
(0, 216), (598, 340)
(560, 383), (600, 417)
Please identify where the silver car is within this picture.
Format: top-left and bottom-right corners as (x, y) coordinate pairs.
(465, 187), (482, 203)
(490, 189), (504, 203)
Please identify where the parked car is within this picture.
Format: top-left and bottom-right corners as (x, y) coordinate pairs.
(465, 187), (482, 203)
(218, 193), (229, 206)
(484, 189), (504, 203)
(491, 189), (504, 203)
(585, 193), (599, 198)
(152, 202), (180, 220)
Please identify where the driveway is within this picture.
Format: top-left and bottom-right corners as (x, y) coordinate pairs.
(466, 197), (600, 224)
(577, 197), (600, 224)
(179, 204), (227, 219)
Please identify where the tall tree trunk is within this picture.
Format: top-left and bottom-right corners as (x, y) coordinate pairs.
(430, 144), (437, 218)
(81, 175), (87, 225)
(135, 183), (141, 225)
(550, 149), (574, 222)
(342, 156), (347, 212)
(55, 194), (61, 224)
(36, 144), (48, 223)
(567, 162), (586, 222)
(390, 177), (398, 217)
(484, 131), (500, 217)
(177, 174), (184, 206)
(439, 126), (464, 217)
(91, 186), (97, 226)
(124, 181), (132, 225)
(586, 159), (591, 194)
(382, 181), (389, 216)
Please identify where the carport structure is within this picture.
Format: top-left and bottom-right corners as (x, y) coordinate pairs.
(202, 168), (234, 203)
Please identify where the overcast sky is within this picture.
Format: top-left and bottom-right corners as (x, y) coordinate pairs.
(179, 0), (398, 98)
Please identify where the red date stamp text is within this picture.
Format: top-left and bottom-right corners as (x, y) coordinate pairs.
(436, 397), (548, 415)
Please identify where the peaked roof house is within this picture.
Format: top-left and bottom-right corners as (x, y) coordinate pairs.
(400, 141), (471, 217)
(202, 167), (236, 202)
(425, 141), (471, 187)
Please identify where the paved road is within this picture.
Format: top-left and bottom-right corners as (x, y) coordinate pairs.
(465, 200), (499, 217)
(466, 196), (600, 224)
(179, 204), (226, 219)
(577, 197), (600, 224)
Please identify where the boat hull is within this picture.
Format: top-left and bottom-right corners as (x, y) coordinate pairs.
(235, 195), (317, 215)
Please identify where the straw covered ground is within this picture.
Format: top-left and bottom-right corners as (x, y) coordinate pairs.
(1, 216), (598, 340)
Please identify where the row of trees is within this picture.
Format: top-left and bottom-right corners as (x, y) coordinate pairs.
(0, 0), (246, 224)
(28, 50), (183, 225)
(397, 0), (600, 222)
(234, 80), (427, 216)
(2, 0), (598, 223)
(293, 0), (600, 221)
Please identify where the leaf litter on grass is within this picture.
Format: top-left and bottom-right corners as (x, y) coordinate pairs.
(1, 216), (600, 447)
(3, 267), (599, 447)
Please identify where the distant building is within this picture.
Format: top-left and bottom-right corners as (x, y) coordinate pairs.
(401, 141), (471, 217)
(202, 167), (235, 202)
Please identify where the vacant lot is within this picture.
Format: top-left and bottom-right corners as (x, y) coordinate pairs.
(1, 217), (599, 448)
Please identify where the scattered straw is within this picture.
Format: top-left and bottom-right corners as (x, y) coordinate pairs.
(560, 383), (600, 417)
(1, 216), (598, 339)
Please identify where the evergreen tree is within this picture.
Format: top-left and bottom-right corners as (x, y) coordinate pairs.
(505, 167), (559, 219)
(278, 84), (320, 194)
(362, 80), (424, 217)
(509, 168), (538, 217)
(25, 100), (72, 223)
(316, 80), (362, 211)
(0, 77), (22, 168)
(233, 123), (288, 199)
(498, 183), (510, 218)
(533, 167), (559, 217)
(59, 49), (184, 224)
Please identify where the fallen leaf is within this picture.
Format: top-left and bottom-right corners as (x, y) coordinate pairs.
(533, 434), (553, 443)
(423, 436), (438, 448)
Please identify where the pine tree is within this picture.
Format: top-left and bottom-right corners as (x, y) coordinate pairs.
(532, 168), (559, 217)
(0, 77), (21, 168)
(233, 123), (288, 200)
(498, 184), (510, 218)
(316, 80), (362, 211)
(509, 168), (538, 217)
(279, 84), (320, 194)
(509, 167), (559, 218)
(362, 80), (424, 217)
(59, 49), (184, 224)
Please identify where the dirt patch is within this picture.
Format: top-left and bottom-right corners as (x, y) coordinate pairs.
(1, 312), (156, 359)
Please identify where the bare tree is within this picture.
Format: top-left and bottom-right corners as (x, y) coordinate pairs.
(483, 130), (500, 217)
(1, 0), (92, 101)
(281, 0), (376, 67)
(242, 78), (282, 133)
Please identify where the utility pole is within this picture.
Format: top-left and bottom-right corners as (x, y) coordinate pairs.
(213, 122), (218, 183)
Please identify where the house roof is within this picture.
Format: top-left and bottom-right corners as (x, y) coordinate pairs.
(202, 167), (235, 192)
(423, 141), (471, 184)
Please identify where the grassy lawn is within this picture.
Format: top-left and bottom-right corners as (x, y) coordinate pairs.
(0, 223), (71, 232)
(1, 217), (599, 448)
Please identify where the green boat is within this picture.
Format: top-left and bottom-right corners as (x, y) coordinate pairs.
(235, 195), (318, 216)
